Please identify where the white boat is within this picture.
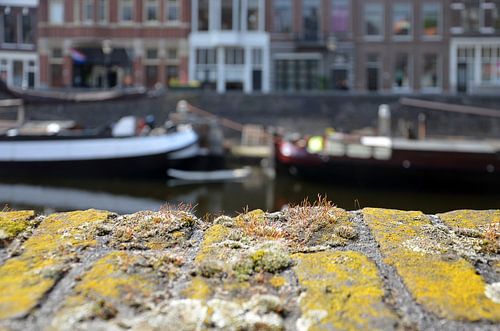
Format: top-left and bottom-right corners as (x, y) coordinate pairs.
(0, 116), (199, 178)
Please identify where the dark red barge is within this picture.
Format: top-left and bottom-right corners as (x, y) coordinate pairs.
(275, 134), (500, 189)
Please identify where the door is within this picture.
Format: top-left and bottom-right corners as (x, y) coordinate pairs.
(457, 63), (467, 93)
(252, 70), (262, 91)
(367, 67), (379, 91)
(332, 68), (348, 90)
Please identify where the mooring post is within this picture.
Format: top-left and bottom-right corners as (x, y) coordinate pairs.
(378, 104), (391, 137)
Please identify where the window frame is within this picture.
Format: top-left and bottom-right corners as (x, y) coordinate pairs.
(97, 0), (108, 24)
(392, 2), (413, 41)
(331, 0), (351, 35)
(363, 3), (385, 41)
(144, 0), (159, 23)
(480, 0), (496, 33)
(82, 0), (94, 24)
(273, 0), (292, 33)
(421, 53), (442, 92)
(421, 2), (442, 40)
(392, 52), (412, 92)
(165, 0), (181, 23)
(49, 0), (65, 25)
(119, 0), (134, 24)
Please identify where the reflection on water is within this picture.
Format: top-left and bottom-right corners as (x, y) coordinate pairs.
(1, 168), (499, 216)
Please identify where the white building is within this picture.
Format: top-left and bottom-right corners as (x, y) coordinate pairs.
(450, 38), (500, 94)
(189, 0), (270, 93)
(448, 1), (500, 94)
(0, 0), (38, 88)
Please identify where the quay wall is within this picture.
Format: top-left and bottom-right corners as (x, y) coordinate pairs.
(17, 92), (500, 138)
(0, 207), (498, 330)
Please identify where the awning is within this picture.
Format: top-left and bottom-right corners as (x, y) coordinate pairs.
(74, 48), (131, 66)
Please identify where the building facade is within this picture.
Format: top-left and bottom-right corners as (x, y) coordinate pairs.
(37, 0), (190, 88)
(188, 0), (270, 93)
(3, 0), (500, 94)
(449, 0), (500, 94)
(266, 0), (454, 94)
(0, 0), (38, 88)
(267, 0), (355, 92)
(352, 0), (451, 93)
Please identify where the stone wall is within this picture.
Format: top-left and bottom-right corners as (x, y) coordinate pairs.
(21, 92), (500, 139)
(0, 206), (498, 330)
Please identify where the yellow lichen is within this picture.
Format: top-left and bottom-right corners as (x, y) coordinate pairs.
(183, 277), (212, 301)
(293, 251), (398, 330)
(69, 252), (153, 302)
(269, 276), (286, 288)
(0, 210), (35, 241)
(195, 224), (231, 264)
(363, 208), (500, 322)
(438, 210), (500, 230)
(0, 210), (110, 320)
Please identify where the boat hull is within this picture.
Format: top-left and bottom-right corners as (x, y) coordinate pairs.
(275, 140), (500, 189)
(0, 130), (199, 179)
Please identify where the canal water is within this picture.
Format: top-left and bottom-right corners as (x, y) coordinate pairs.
(1, 167), (498, 216)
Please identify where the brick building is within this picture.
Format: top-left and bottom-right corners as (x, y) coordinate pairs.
(37, 0), (190, 88)
(266, 0), (454, 94)
(0, 0), (38, 88)
(352, 0), (452, 93)
(4, 0), (500, 94)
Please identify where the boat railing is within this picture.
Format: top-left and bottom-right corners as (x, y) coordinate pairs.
(319, 135), (393, 160)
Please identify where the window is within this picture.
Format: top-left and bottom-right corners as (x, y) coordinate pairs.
(225, 48), (244, 65)
(422, 3), (441, 37)
(198, 0), (209, 30)
(221, 0), (233, 30)
(52, 48), (63, 58)
(166, 0), (180, 22)
(482, 1), (500, 32)
(463, 0), (480, 32)
(146, 49), (158, 59)
(364, 4), (384, 38)
(97, 0), (108, 23)
(49, 0), (64, 24)
(366, 53), (380, 91)
(303, 0), (321, 40)
(83, 0), (94, 22)
(275, 59), (320, 91)
(394, 53), (410, 89)
(196, 49), (217, 65)
(481, 47), (500, 84)
(167, 48), (177, 60)
(74, 0), (80, 22)
(22, 10), (34, 44)
(145, 0), (158, 22)
(331, 0), (349, 34)
(252, 49), (262, 66)
(421, 54), (439, 89)
(247, 0), (259, 31)
(120, 0), (133, 22)
(145, 65), (158, 87)
(450, 2), (464, 32)
(451, 0), (481, 33)
(13, 61), (23, 87)
(0, 59), (8, 82)
(166, 65), (179, 86)
(393, 3), (412, 37)
(50, 64), (63, 87)
(273, 0), (292, 33)
(3, 11), (17, 43)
